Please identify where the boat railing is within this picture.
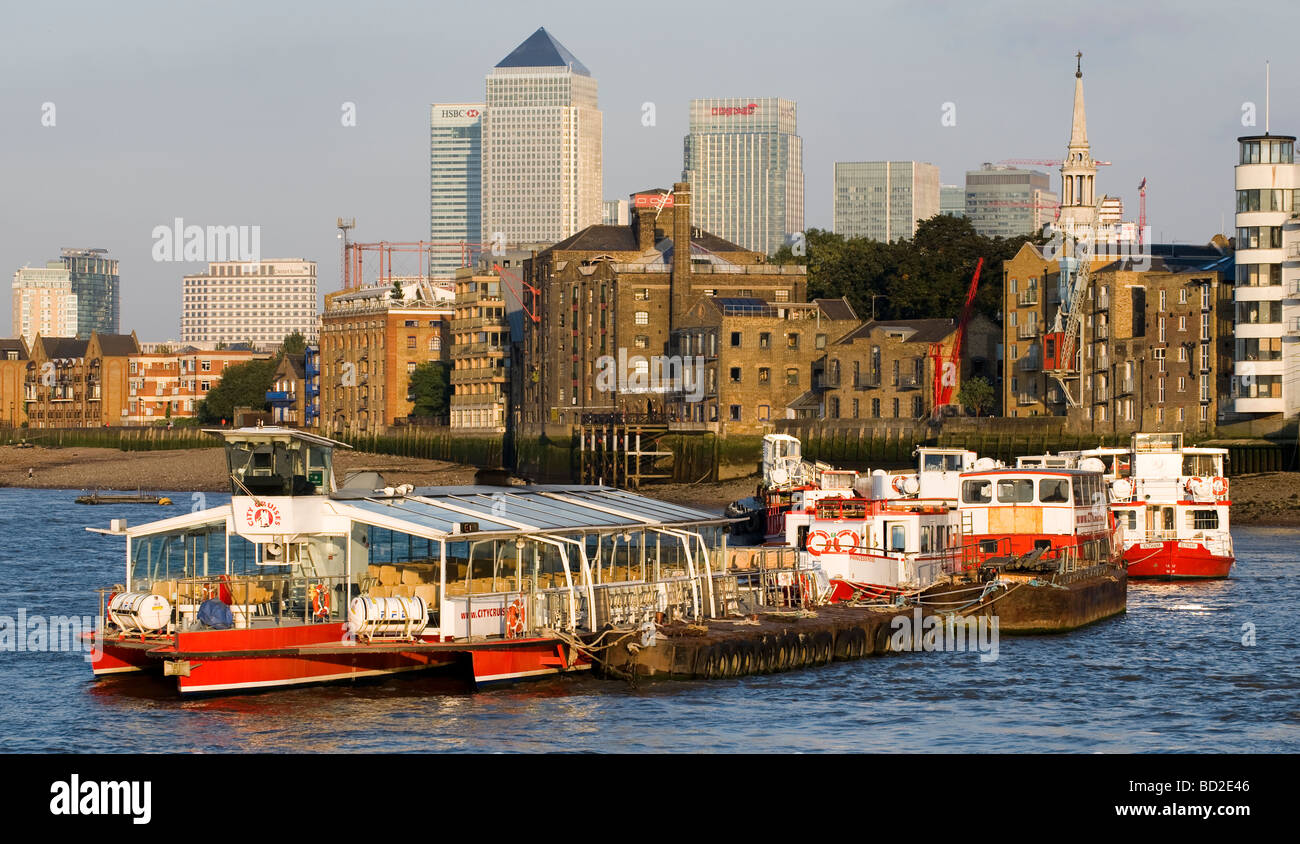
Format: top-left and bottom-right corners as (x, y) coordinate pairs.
(131, 573), (356, 637)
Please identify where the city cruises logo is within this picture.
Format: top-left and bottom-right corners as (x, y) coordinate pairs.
(889, 608), (999, 663)
(595, 350), (706, 403)
(151, 217), (261, 264)
(711, 103), (758, 116)
(245, 502), (281, 529)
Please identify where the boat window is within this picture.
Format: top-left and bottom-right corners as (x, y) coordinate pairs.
(996, 479), (1034, 503)
(226, 439), (333, 496)
(1120, 510), (1138, 530)
(920, 527), (930, 553)
(962, 480), (992, 504)
(1039, 478), (1070, 503)
(1163, 508), (1176, 531)
(923, 453), (963, 473)
(889, 524), (906, 551)
(1186, 510), (1218, 530)
(1182, 454), (1218, 477)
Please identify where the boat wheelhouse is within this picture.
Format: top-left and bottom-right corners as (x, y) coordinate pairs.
(1022, 433), (1233, 579)
(956, 467), (1120, 569)
(86, 427), (787, 695)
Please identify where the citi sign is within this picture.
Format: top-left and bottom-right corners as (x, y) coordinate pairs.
(711, 103), (758, 116)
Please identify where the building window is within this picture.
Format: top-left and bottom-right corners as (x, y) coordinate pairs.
(407, 336), (416, 349)
(634, 335), (649, 349)
(729, 404), (741, 421)
(773, 289), (789, 302)
(815, 334), (827, 350)
(785, 368), (799, 386)
(757, 404), (770, 421)
(634, 288), (649, 301)
(758, 367), (770, 384)
(892, 398), (900, 418)
(787, 333), (799, 349)
(852, 398), (859, 418)
(759, 333), (771, 349)
(829, 397), (840, 418)
(871, 398), (880, 417)
(731, 332), (742, 347)
(634, 311), (649, 325)
(729, 367), (742, 383)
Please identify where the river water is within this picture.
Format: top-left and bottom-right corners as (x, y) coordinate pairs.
(0, 487), (1296, 753)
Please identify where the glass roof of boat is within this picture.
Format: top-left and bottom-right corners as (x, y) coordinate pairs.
(332, 485), (726, 538)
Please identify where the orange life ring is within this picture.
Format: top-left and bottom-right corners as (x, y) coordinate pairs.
(1211, 476), (1228, 497)
(1186, 476), (1204, 494)
(505, 597), (526, 638)
(892, 476), (906, 494)
(833, 529), (861, 554)
(806, 530), (831, 556)
(312, 584), (331, 619)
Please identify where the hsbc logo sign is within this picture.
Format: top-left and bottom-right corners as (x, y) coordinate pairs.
(439, 108), (481, 119)
(711, 103), (758, 116)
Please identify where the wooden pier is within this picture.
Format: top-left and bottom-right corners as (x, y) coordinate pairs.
(578, 416), (674, 488)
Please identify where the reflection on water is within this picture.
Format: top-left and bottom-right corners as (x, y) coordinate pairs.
(1, 489), (1297, 752)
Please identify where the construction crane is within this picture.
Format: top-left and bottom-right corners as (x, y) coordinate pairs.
(929, 257), (983, 420)
(997, 158), (1113, 168)
(492, 263), (541, 323)
(1044, 198), (1106, 407)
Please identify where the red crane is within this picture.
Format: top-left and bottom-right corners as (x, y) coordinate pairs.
(493, 263), (541, 323)
(930, 257), (984, 419)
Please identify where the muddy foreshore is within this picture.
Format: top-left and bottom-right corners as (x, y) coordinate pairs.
(1, 445), (1298, 525)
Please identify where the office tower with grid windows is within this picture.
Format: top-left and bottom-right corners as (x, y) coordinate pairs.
(683, 97), (803, 256)
(430, 103), (483, 278)
(833, 161), (939, 242)
(481, 27), (602, 247)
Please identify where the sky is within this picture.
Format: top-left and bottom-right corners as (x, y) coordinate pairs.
(2, 0), (1296, 340)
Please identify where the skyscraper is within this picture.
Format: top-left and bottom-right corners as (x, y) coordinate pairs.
(683, 98), (804, 255)
(430, 103), (483, 278)
(481, 27), (602, 247)
(833, 161), (939, 242)
(11, 248), (119, 342)
(964, 164), (1059, 238)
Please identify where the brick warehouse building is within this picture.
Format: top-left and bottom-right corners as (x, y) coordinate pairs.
(822, 315), (999, 424)
(21, 332), (139, 428)
(0, 338), (29, 427)
(520, 181), (807, 434)
(318, 286), (452, 435)
(125, 346), (267, 424)
(1002, 240), (1232, 432)
(668, 297), (860, 434)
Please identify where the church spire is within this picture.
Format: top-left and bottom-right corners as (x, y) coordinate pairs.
(1069, 52), (1088, 149)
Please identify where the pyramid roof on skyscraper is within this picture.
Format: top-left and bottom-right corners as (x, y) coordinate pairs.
(495, 27), (590, 76)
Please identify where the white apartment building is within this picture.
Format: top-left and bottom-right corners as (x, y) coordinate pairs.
(481, 27), (602, 247)
(430, 103), (483, 278)
(181, 258), (318, 347)
(1232, 132), (1300, 417)
(684, 97), (804, 255)
(12, 264), (78, 343)
(833, 161), (939, 242)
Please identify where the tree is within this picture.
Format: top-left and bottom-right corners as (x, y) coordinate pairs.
(407, 361), (451, 421)
(770, 219), (1046, 325)
(391, 279), (404, 301)
(197, 357), (279, 423)
(956, 376), (996, 417)
(279, 330), (307, 357)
